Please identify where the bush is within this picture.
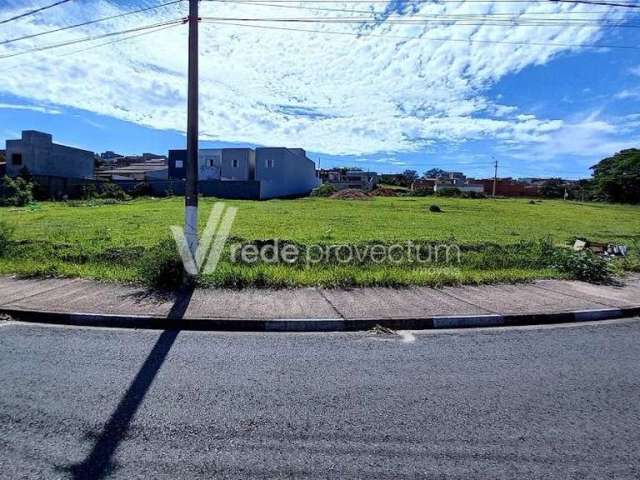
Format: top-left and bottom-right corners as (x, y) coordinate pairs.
(131, 182), (152, 197)
(311, 183), (337, 197)
(81, 184), (98, 200)
(434, 187), (461, 197)
(553, 250), (613, 283)
(429, 204), (442, 213)
(409, 187), (433, 197)
(139, 238), (191, 290)
(97, 182), (131, 201)
(0, 221), (14, 256)
(0, 176), (34, 206)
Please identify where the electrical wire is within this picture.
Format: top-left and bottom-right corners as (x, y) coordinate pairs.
(201, 18), (640, 48)
(0, 0), (74, 25)
(1, 0), (184, 46)
(203, 0), (629, 16)
(0, 18), (186, 60)
(202, 0), (638, 6)
(56, 21), (184, 57)
(199, 15), (639, 28)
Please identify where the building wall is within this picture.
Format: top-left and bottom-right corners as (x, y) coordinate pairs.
(221, 148), (253, 181)
(6, 131), (94, 179)
(256, 147), (319, 199)
(169, 148), (254, 181)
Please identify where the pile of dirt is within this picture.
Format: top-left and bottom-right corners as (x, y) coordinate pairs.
(330, 189), (371, 200)
(370, 187), (400, 197)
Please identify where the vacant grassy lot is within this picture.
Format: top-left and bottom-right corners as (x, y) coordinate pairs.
(0, 196), (638, 287)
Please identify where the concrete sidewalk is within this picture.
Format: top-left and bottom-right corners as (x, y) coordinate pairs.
(1, 274), (639, 330)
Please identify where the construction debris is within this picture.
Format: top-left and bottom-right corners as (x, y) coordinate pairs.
(573, 239), (628, 257)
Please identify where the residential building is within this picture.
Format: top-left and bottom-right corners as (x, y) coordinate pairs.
(5, 130), (94, 179)
(318, 168), (378, 191)
(95, 158), (168, 181)
(168, 147), (319, 199)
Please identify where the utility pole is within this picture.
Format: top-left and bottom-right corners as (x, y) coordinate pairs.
(492, 158), (498, 198)
(185, 0), (199, 258)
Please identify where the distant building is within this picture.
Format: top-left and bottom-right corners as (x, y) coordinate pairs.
(433, 183), (484, 194)
(319, 168), (378, 191)
(100, 151), (123, 161)
(95, 157), (168, 181)
(168, 147), (319, 199)
(477, 178), (542, 197)
(5, 130), (94, 179)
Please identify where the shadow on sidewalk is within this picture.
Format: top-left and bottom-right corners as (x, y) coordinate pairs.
(67, 287), (194, 479)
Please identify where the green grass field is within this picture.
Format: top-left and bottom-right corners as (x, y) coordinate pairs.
(0, 196), (639, 288)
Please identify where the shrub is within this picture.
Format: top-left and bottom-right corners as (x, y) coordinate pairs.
(410, 187), (433, 197)
(81, 184), (98, 200)
(139, 238), (191, 290)
(429, 204), (442, 213)
(553, 250), (613, 283)
(98, 182), (131, 201)
(132, 182), (152, 197)
(434, 187), (461, 197)
(0, 221), (14, 256)
(0, 176), (34, 206)
(311, 183), (337, 197)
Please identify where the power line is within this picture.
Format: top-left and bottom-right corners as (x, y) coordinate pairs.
(199, 15), (640, 28)
(0, 0), (74, 25)
(0, 18), (186, 60)
(204, 0), (631, 16)
(201, 19), (640, 48)
(1, 0), (184, 46)
(55, 21), (183, 57)
(202, 0), (638, 6)
(552, 0), (639, 7)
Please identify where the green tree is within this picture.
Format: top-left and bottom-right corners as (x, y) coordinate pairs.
(540, 178), (567, 199)
(590, 149), (640, 204)
(402, 169), (419, 184)
(423, 168), (446, 179)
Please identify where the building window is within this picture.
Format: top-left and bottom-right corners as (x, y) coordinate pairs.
(175, 160), (183, 168)
(11, 153), (22, 166)
(232, 159), (239, 168)
(207, 159), (214, 167)
(265, 158), (274, 168)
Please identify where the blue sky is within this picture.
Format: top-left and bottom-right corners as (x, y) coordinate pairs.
(1, 0), (639, 179)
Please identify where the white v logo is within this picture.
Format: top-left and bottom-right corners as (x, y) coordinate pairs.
(171, 203), (238, 275)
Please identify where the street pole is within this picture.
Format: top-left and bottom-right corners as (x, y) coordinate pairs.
(185, 0), (199, 258)
(492, 159), (498, 198)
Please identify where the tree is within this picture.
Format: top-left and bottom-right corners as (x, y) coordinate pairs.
(590, 149), (640, 204)
(423, 168), (446, 179)
(402, 169), (419, 184)
(540, 178), (567, 199)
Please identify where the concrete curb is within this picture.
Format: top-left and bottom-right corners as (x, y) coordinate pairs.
(1, 305), (639, 332)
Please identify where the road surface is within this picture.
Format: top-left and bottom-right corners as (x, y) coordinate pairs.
(1, 318), (639, 479)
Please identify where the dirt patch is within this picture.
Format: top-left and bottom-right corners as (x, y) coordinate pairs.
(330, 189), (371, 200)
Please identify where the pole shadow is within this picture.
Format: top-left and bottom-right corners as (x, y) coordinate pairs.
(68, 287), (194, 479)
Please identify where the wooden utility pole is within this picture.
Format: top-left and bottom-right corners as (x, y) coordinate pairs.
(185, 0), (199, 257)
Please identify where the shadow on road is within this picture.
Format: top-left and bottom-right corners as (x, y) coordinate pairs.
(68, 287), (194, 479)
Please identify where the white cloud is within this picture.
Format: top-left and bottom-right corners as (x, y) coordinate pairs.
(0, 102), (61, 114)
(615, 88), (640, 100)
(506, 110), (640, 160)
(0, 0), (631, 155)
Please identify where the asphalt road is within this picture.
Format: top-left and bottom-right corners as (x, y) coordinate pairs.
(1, 319), (640, 479)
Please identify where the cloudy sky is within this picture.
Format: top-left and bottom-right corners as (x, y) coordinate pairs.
(1, 0), (639, 178)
